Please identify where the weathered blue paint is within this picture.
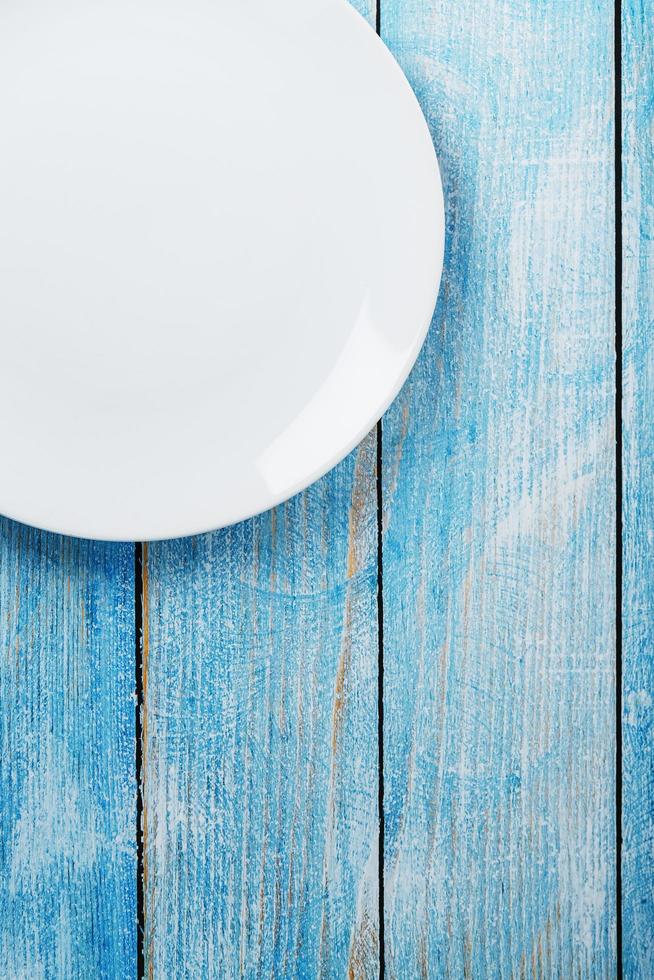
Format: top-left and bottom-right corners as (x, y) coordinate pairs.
(381, 0), (616, 975)
(142, 438), (379, 977)
(0, 520), (135, 978)
(623, 0), (654, 974)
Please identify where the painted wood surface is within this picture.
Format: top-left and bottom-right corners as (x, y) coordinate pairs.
(623, 0), (653, 974)
(380, 0), (616, 975)
(142, 439), (379, 978)
(0, 521), (135, 978)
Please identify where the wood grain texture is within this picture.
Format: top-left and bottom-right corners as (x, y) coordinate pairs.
(380, 0), (616, 975)
(0, 520), (135, 979)
(142, 438), (378, 978)
(623, 0), (654, 974)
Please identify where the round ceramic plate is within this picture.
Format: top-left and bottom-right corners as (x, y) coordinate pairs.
(0, 0), (444, 541)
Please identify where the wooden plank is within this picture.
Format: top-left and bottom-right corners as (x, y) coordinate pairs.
(142, 437), (379, 977)
(622, 0), (654, 973)
(380, 0), (616, 975)
(0, 520), (136, 978)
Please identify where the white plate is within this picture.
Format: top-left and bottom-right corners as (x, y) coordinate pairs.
(0, 0), (443, 541)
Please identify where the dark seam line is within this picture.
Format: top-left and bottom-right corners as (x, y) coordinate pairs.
(376, 9), (384, 977)
(376, 419), (385, 980)
(615, 0), (623, 970)
(135, 541), (145, 980)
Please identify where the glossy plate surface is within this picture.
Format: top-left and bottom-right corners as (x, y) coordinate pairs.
(0, 0), (444, 540)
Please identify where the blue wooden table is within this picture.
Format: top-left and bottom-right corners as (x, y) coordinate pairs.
(0, 0), (645, 975)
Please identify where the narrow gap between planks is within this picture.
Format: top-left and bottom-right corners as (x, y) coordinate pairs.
(376, 417), (385, 978)
(614, 0), (623, 968)
(135, 541), (145, 980)
(375, 12), (385, 980)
